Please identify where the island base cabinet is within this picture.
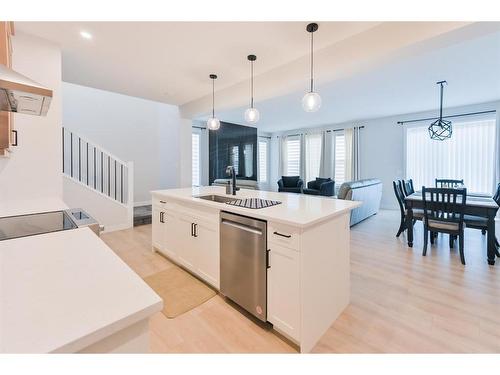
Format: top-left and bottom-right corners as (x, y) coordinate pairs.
(168, 211), (220, 290)
(152, 208), (164, 251)
(194, 221), (219, 289)
(267, 243), (300, 343)
(162, 210), (178, 259)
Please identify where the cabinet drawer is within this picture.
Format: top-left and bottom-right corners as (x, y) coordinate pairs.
(152, 196), (167, 209)
(268, 222), (301, 251)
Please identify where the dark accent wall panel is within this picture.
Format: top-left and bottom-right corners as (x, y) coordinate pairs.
(209, 122), (257, 184)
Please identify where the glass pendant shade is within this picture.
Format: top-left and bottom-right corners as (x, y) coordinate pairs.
(303, 23), (321, 113)
(302, 91), (322, 112)
(206, 117), (220, 131)
(244, 107), (260, 123)
(244, 54), (259, 124)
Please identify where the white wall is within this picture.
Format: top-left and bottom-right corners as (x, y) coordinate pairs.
(270, 100), (500, 209)
(62, 82), (183, 204)
(0, 33), (62, 202)
(63, 176), (131, 232)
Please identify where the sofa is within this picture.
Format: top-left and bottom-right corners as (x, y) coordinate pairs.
(337, 178), (382, 226)
(277, 176), (304, 194)
(303, 177), (335, 196)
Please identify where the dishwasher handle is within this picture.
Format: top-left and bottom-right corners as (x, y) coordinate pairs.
(221, 218), (263, 235)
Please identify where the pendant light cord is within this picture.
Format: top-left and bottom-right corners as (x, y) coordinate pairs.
(212, 78), (215, 118)
(310, 30), (314, 93)
(439, 82), (444, 120)
(251, 59), (254, 108)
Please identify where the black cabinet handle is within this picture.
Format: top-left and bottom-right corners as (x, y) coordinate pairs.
(160, 200), (166, 204)
(191, 223), (194, 237)
(266, 249), (271, 269)
(273, 231), (291, 238)
(159, 212), (164, 223)
(193, 223), (198, 238)
(11, 130), (18, 146)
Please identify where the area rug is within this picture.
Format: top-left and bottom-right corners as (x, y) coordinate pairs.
(143, 266), (216, 318)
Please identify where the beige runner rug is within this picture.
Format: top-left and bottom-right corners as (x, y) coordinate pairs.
(143, 266), (216, 318)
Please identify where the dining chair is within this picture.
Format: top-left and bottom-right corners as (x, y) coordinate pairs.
(464, 183), (500, 254)
(402, 179), (415, 196)
(435, 178), (464, 188)
(422, 187), (467, 265)
(393, 180), (423, 237)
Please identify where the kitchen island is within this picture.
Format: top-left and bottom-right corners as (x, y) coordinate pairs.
(0, 199), (163, 353)
(151, 186), (361, 352)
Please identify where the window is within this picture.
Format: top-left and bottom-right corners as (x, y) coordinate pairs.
(230, 145), (239, 175)
(305, 133), (322, 182)
(334, 133), (346, 185)
(286, 137), (301, 176)
(406, 117), (497, 194)
(192, 132), (200, 186)
(258, 139), (268, 183)
(244, 143), (254, 177)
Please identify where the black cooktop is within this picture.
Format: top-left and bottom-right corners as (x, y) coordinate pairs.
(0, 211), (77, 241)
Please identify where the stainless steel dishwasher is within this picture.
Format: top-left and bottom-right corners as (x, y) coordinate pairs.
(220, 211), (268, 322)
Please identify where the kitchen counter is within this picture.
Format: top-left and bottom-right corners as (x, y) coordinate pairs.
(151, 186), (361, 352)
(152, 186), (361, 228)
(0, 226), (162, 353)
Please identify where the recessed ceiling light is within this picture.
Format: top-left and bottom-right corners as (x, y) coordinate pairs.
(79, 31), (92, 40)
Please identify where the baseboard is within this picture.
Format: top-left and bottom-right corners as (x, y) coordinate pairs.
(134, 200), (151, 207)
(102, 222), (132, 233)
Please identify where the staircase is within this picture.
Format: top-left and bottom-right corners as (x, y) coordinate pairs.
(62, 127), (134, 232)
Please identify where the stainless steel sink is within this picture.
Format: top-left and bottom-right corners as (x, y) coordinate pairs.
(195, 194), (237, 203)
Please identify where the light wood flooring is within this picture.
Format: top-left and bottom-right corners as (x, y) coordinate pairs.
(101, 210), (500, 353)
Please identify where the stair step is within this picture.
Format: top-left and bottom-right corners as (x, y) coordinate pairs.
(134, 205), (152, 227)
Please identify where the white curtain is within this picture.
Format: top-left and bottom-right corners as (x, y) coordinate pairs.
(299, 134), (306, 180)
(344, 126), (361, 182)
(304, 132), (323, 182)
(278, 135), (287, 178)
(406, 117), (497, 194)
(319, 130), (334, 178)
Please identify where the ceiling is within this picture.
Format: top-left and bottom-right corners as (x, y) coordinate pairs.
(15, 21), (500, 133)
(216, 28), (500, 132)
(15, 21), (380, 105)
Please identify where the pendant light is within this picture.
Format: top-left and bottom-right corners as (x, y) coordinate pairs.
(244, 54), (260, 124)
(302, 23), (321, 112)
(428, 80), (452, 141)
(207, 74), (220, 131)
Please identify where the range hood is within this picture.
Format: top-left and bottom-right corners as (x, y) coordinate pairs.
(0, 64), (53, 116)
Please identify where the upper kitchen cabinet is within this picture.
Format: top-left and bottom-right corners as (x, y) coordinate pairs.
(0, 21), (14, 67)
(0, 21), (14, 156)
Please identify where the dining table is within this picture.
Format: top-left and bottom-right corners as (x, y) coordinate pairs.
(405, 191), (499, 265)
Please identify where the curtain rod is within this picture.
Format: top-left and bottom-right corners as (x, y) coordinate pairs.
(192, 125), (206, 130)
(284, 125), (365, 138)
(259, 135), (271, 139)
(397, 110), (496, 125)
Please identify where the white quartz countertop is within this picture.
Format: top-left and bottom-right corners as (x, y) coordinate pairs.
(0, 227), (163, 353)
(152, 186), (361, 228)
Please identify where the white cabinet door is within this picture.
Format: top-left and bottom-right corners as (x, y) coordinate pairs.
(267, 243), (300, 341)
(193, 220), (219, 289)
(152, 207), (164, 251)
(162, 210), (178, 260)
(176, 214), (197, 271)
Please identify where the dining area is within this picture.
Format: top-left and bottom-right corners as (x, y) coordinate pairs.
(393, 178), (500, 265)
